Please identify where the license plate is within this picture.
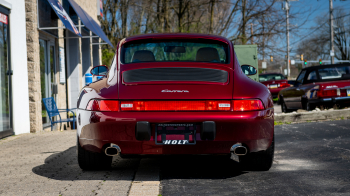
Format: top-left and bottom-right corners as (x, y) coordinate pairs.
(347, 89), (350, 96)
(270, 84), (278, 89)
(155, 123), (196, 145)
(163, 140), (189, 145)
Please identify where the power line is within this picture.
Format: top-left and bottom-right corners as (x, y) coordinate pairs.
(289, 13), (350, 46)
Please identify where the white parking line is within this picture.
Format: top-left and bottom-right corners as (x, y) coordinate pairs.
(128, 158), (160, 196)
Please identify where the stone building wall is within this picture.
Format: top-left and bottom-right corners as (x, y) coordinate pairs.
(75, 0), (100, 24)
(57, 24), (67, 113)
(25, 0), (42, 133)
(26, 0), (99, 132)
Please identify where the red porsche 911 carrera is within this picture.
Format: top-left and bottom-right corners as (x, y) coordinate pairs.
(76, 33), (274, 171)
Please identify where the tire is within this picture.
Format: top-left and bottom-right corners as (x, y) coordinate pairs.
(77, 137), (112, 170)
(305, 101), (315, 111)
(280, 98), (290, 113)
(239, 136), (275, 171)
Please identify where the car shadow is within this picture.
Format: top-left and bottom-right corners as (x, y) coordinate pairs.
(32, 146), (141, 181)
(160, 155), (247, 180)
(32, 146), (247, 181)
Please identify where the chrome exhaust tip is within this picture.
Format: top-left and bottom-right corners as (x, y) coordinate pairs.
(230, 143), (247, 156)
(105, 144), (121, 156)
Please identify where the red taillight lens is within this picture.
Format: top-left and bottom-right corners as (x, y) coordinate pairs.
(120, 100), (231, 111)
(317, 89), (337, 98)
(279, 83), (290, 88)
(86, 100), (119, 111)
(233, 99), (264, 111)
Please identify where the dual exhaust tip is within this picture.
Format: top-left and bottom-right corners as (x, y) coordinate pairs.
(105, 144), (121, 156)
(105, 143), (247, 156)
(230, 143), (247, 156)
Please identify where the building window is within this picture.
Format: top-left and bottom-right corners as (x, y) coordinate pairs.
(0, 7), (12, 138)
(38, 0), (58, 36)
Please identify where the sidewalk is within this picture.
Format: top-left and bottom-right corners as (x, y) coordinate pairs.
(0, 131), (143, 196)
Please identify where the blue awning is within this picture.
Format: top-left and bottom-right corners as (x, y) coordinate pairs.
(68, 0), (114, 48)
(46, 0), (81, 36)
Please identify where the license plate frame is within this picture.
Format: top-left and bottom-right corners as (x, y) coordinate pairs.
(155, 123), (196, 145)
(269, 84), (278, 89)
(347, 89), (350, 97)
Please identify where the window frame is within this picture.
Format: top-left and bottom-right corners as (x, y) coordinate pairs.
(120, 39), (230, 65)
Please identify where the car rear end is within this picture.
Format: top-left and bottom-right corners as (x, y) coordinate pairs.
(259, 73), (290, 100)
(310, 80), (350, 107)
(76, 34), (274, 170)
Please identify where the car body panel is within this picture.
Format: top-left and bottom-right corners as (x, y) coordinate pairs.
(279, 64), (350, 110)
(118, 62), (234, 100)
(78, 110), (274, 154)
(76, 33), (274, 155)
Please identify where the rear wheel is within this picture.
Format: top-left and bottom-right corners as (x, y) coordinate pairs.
(305, 101), (315, 111)
(239, 136), (274, 171)
(77, 137), (112, 170)
(280, 98), (290, 113)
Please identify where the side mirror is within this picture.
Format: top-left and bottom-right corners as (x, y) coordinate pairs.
(241, 64), (257, 76)
(90, 65), (109, 76)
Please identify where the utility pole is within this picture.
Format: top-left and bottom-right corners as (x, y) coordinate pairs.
(329, 0), (334, 64)
(281, 0), (298, 78)
(250, 23), (253, 44)
(286, 2), (290, 78)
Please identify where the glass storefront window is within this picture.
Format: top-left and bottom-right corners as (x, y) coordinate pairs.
(40, 40), (56, 127)
(40, 40), (48, 125)
(0, 11), (11, 134)
(50, 46), (55, 98)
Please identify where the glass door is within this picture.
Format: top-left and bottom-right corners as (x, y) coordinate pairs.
(40, 39), (56, 127)
(0, 10), (12, 138)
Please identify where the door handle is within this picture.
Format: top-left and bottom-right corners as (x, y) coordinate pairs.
(296, 88), (300, 91)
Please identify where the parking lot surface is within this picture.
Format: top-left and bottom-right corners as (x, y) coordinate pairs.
(0, 120), (349, 195)
(161, 120), (350, 195)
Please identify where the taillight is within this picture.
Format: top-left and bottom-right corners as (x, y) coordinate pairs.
(86, 99), (265, 112)
(232, 99), (264, 111)
(86, 99), (119, 111)
(317, 89), (338, 98)
(120, 100), (231, 111)
(279, 83), (290, 88)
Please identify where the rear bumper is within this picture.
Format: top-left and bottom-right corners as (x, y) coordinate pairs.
(309, 96), (350, 105)
(77, 109), (274, 155)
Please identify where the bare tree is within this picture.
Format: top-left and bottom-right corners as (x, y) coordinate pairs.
(296, 8), (350, 62)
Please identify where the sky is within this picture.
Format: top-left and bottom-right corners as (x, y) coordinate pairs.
(285, 0), (350, 57)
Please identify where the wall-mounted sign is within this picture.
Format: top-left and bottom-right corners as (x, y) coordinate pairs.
(59, 47), (66, 84)
(0, 13), (7, 24)
(97, 0), (103, 17)
(47, 0), (81, 36)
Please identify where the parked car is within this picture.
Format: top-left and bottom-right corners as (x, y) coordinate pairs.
(259, 73), (290, 100)
(279, 64), (350, 113)
(287, 80), (296, 87)
(76, 33), (274, 171)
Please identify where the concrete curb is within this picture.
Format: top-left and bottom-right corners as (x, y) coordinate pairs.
(275, 108), (350, 123)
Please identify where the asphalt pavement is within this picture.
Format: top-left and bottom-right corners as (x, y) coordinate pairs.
(274, 103), (282, 114)
(0, 120), (349, 195)
(161, 120), (350, 195)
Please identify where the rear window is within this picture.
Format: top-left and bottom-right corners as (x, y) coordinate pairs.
(259, 74), (285, 82)
(121, 40), (229, 64)
(318, 66), (350, 80)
